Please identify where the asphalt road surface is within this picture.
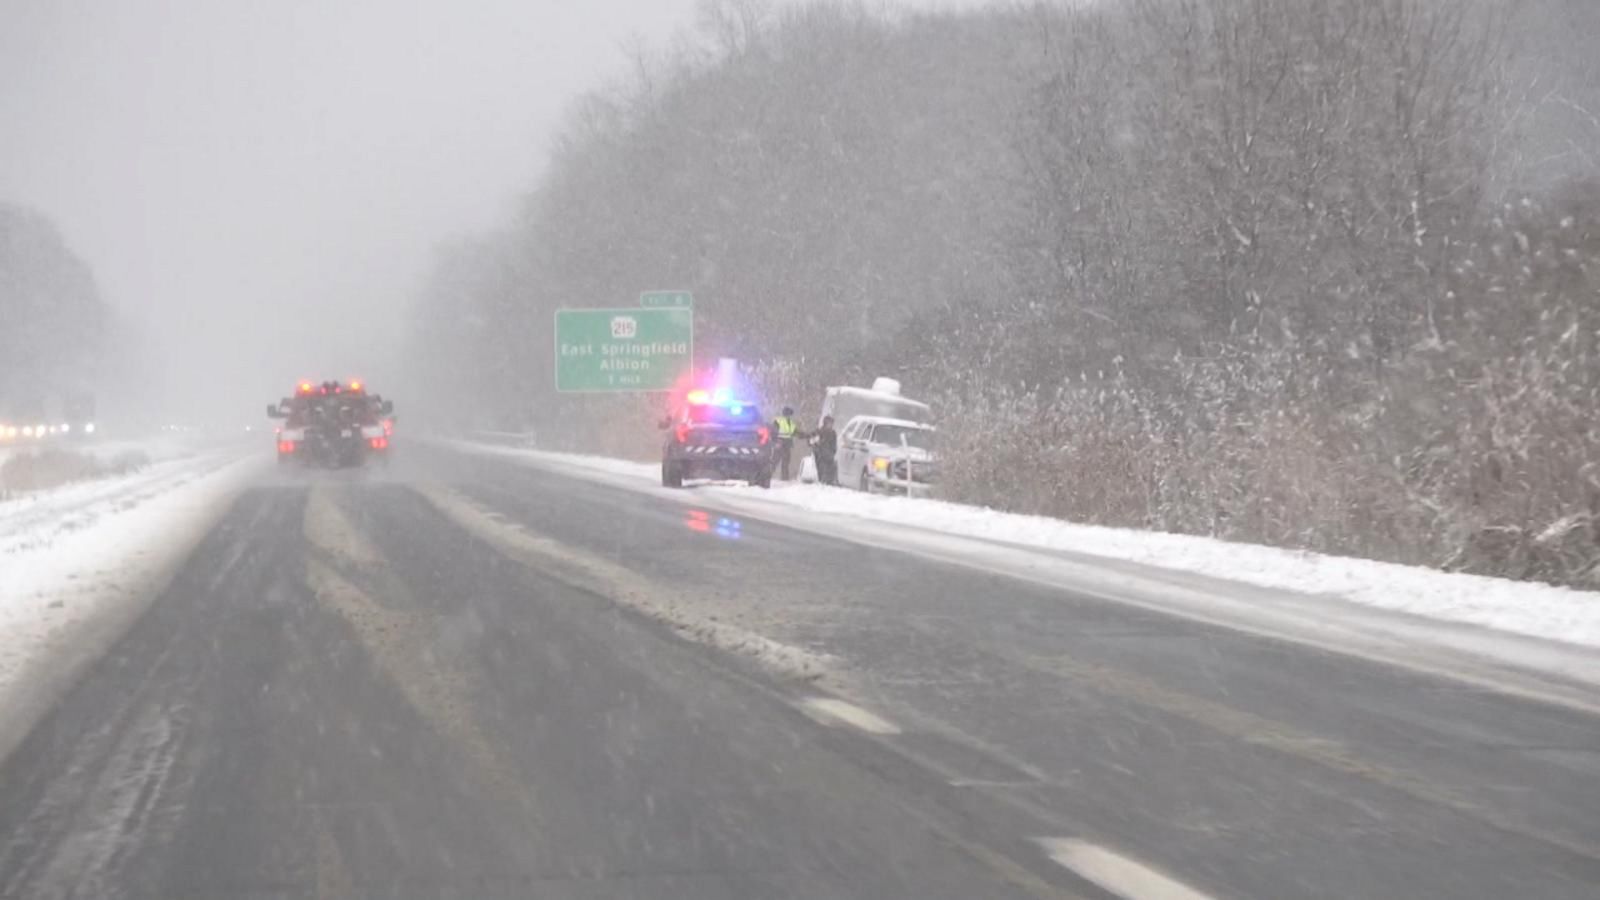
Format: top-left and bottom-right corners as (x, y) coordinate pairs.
(2, 442), (1598, 899)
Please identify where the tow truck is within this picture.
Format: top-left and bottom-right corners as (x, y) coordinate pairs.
(660, 389), (773, 488)
(267, 380), (393, 468)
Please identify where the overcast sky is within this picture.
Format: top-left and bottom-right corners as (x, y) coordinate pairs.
(0, 0), (978, 420)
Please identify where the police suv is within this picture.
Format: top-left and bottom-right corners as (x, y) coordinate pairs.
(660, 390), (773, 488)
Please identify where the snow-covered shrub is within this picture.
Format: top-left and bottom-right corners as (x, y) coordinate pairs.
(0, 449), (150, 496)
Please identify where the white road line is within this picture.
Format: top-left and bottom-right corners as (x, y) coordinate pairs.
(798, 697), (901, 735)
(1036, 839), (1217, 900)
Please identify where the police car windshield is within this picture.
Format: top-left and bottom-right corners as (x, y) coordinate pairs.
(687, 403), (760, 426)
(874, 425), (934, 450)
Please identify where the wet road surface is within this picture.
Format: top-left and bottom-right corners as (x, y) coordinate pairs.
(1, 442), (1597, 898)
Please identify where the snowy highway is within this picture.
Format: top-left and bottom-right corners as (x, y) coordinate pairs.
(2, 441), (1599, 899)
(8, 0), (1599, 896)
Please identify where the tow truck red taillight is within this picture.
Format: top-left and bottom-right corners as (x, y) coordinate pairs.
(370, 437), (388, 450)
(757, 425), (771, 445)
(277, 440), (295, 454)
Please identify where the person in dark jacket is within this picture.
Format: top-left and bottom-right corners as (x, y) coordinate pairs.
(810, 415), (839, 486)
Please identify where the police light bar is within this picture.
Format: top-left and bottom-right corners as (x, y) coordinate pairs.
(686, 387), (748, 407)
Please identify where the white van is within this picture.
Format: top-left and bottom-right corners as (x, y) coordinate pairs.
(801, 377), (935, 484)
(819, 377), (933, 430)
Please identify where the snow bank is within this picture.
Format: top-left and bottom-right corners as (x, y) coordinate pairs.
(760, 483), (1600, 648)
(0, 450), (264, 762)
(454, 440), (1600, 653)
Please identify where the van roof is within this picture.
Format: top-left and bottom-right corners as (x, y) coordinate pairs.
(826, 385), (931, 411)
(844, 415), (934, 430)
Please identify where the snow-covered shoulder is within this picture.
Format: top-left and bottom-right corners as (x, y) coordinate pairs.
(761, 482), (1600, 650)
(0, 450), (264, 763)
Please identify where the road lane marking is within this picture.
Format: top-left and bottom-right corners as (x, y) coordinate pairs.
(1037, 839), (1216, 900)
(798, 697), (901, 734)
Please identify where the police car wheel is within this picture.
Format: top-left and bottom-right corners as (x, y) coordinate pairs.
(662, 459), (684, 488)
(859, 469), (872, 493)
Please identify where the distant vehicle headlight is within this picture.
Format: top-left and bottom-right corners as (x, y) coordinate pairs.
(60, 423), (71, 433)
(84, 422), (96, 434)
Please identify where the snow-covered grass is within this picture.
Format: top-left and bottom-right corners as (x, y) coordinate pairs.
(0, 447), (264, 762)
(454, 440), (1600, 655)
(0, 447), (151, 495)
(0, 432), (225, 497)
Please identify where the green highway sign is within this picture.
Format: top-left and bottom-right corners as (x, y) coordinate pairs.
(554, 307), (693, 392)
(639, 290), (693, 309)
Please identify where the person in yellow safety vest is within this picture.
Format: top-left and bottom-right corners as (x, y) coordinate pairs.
(771, 406), (803, 480)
